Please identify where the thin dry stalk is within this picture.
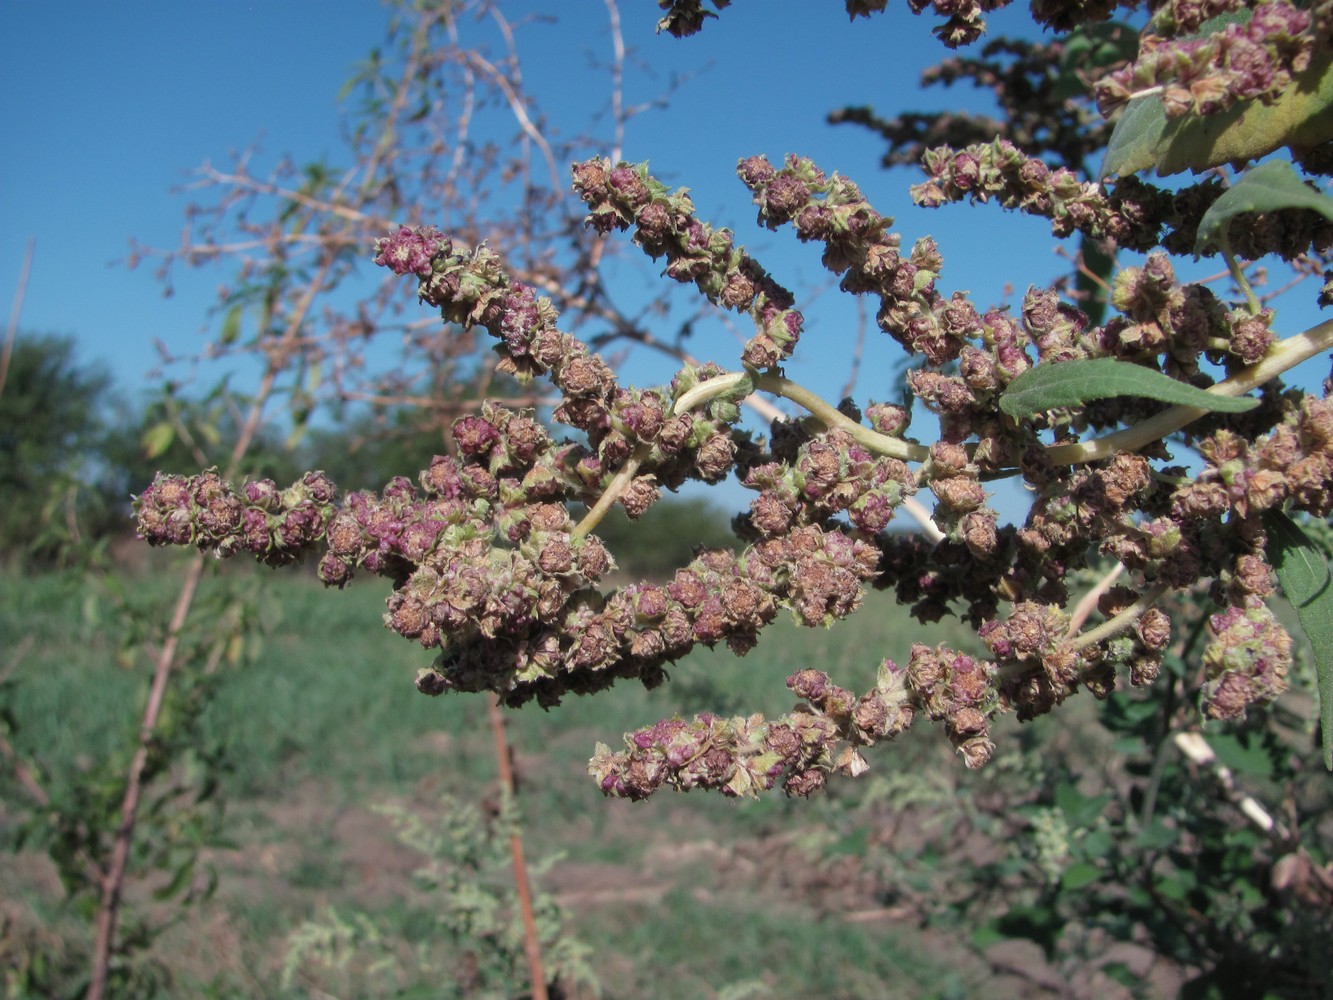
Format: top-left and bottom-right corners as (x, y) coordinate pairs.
(86, 553), (205, 1000)
(485, 693), (548, 1000)
(0, 237), (36, 400)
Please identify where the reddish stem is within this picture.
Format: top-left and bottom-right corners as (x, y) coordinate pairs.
(486, 692), (548, 1000)
(86, 554), (205, 1000)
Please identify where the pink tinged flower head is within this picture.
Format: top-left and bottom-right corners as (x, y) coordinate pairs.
(244, 478), (281, 510)
(373, 226), (450, 278)
(452, 415), (501, 458)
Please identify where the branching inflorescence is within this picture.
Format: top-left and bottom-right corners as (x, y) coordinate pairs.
(137, 0), (1333, 799)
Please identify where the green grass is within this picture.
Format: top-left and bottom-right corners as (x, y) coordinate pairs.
(581, 888), (973, 1000)
(1, 561), (994, 998)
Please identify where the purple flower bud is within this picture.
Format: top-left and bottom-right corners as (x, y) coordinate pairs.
(301, 471), (337, 505)
(373, 226), (450, 277)
(784, 767), (826, 797)
(382, 476), (417, 504)
(452, 415), (501, 458)
(244, 479), (281, 510)
(737, 156), (777, 189)
(607, 165), (649, 208)
(242, 508), (271, 554)
(788, 669), (829, 702)
(318, 551), (353, 589)
(760, 174), (810, 226)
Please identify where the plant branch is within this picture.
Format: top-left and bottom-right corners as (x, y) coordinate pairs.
(0, 237), (35, 400)
(1045, 317), (1333, 466)
(485, 693), (548, 1000)
(651, 317), (1333, 475)
(461, 48), (561, 194)
(571, 443), (651, 540)
(86, 553), (205, 1000)
(673, 370), (930, 463)
(1067, 562), (1125, 634)
(1220, 235), (1262, 315)
(1174, 730), (1293, 845)
(575, 302), (947, 541)
(603, 0), (627, 164)
(1069, 580), (1170, 650)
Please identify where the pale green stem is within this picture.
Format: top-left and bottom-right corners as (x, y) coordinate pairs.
(751, 372), (929, 462)
(996, 579), (1171, 683)
(671, 370), (749, 415)
(571, 373), (749, 539)
(674, 371), (929, 461)
(572, 368), (930, 539)
(1046, 317), (1333, 466)
(1221, 235), (1262, 316)
(1127, 84), (1165, 102)
(1068, 580), (1170, 651)
(571, 442), (651, 541)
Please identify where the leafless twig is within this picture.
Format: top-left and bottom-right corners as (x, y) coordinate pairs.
(0, 237), (35, 400)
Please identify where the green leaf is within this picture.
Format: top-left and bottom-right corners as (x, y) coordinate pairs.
(1207, 731), (1279, 779)
(153, 854), (196, 901)
(196, 418), (222, 448)
(1103, 962), (1139, 990)
(1060, 862), (1103, 890)
(1126, 883), (1154, 908)
(1000, 357), (1260, 419)
(1135, 819), (1179, 850)
(1054, 22), (1139, 102)
(1155, 874), (1191, 901)
(1100, 50), (1333, 178)
(141, 421), (176, 460)
(1054, 782), (1112, 827)
(218, 303), (243, 346)
(970, 922), (1007, 949)
(1195, 160), (1333, 254)
(1263, 510), (1333, 769)
(1081, 829), (1113, 859)
(1075, 235), (1115, 326)
(1101, 94), (1167, 179)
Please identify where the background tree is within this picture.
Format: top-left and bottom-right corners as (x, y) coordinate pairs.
(0, 333), (117, 566)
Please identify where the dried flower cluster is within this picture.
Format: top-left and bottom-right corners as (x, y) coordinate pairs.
(136, 148), (1332, 796)
(135, 470), (338, 566)
(1202, 602), (1294, 718)
(137, 0), (1333, 800)
(915, 139), (1333, 259)
(572, 160), (805, 370)
(1095, 0), (1328, 119)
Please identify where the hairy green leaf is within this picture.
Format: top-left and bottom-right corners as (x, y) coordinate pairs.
(1100, 50), (1333, 178)
(1100, 94), (1167, 178)
(1195, 160), (1333, 254)
(1099, 12), (1246, 178)
(1263, 510), (1333, 770)
(999, 358), (1260, 418)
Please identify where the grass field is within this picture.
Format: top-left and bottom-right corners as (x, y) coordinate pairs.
(0, 559), (1164, 999)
